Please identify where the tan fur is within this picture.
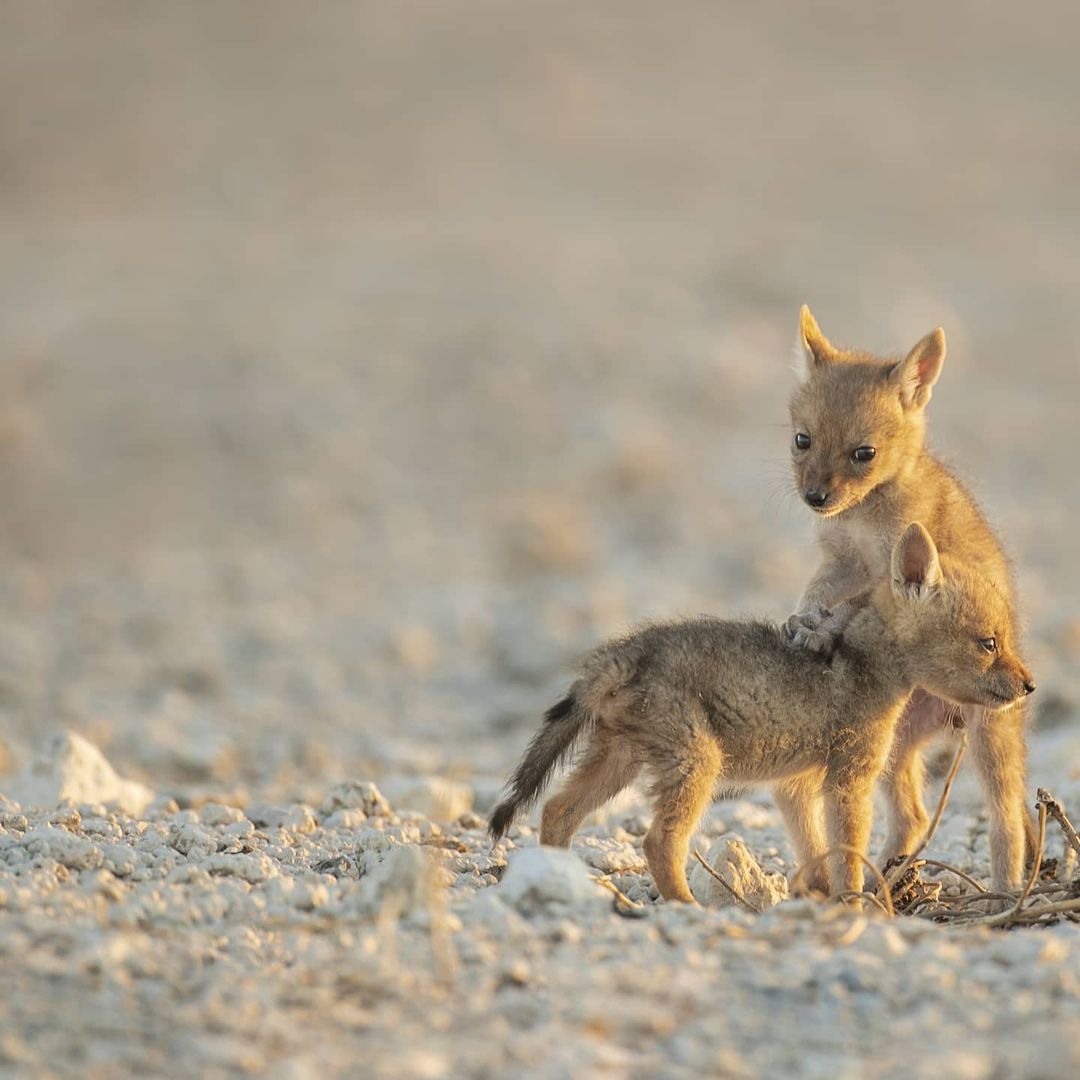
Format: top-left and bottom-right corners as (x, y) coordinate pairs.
(490, 526), (1033, 903)
(786, 307), (1036, 890)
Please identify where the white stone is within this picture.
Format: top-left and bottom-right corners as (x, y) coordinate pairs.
(688, 835), (788, 909)
(22, 826), (104, 871)
(246, 803), (317, 834)
(167, 822), (219, 860)
(378, 775), (474, 822)
(201, 852), (278, 883)
(573, 835), (647, 874)
(1, 732), (154, 816)
(319, 780), (390, 817)
(102, 843), (138, 877)
(356, 828), (392, 854)
(323, 808), (367, 830)
(498, 847), (605, 914)
(282, 804), (318, 834)
(355, 828), (394, 876)
(200, 803), (246, 827)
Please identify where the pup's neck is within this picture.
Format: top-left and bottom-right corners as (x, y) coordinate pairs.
(841, 597), (914, 695)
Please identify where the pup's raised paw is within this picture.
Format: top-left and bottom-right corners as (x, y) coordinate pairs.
(782, 604), (832, 644)
(789, 623), (840, 656)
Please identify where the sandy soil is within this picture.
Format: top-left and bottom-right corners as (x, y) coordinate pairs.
(0, 3), (1078, 1076)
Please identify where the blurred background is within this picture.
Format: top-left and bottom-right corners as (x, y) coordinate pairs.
(1, 1), (1077, 803)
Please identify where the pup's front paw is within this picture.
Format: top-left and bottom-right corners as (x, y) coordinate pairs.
(794, 626), (839, 655)
(787, 605), (844, 655)
(782, 604), (831, 644)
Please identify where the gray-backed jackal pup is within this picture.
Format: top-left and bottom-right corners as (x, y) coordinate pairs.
(786, 306), (1037, 890)
(489, 524), (1033, 903)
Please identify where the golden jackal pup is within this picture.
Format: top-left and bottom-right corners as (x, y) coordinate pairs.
(787, 307), (1036, 890)
(490, 525), (1033, 903)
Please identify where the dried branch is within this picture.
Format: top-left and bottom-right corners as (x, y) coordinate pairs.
(837, 889), (893, 917)
(691, 850), (761, 914)
(997, 896), (1080, 922)
(792, 846), (895, 917)
(912, 791), (1080, 929)
(916, 858), (987, 895)
(1037, 787), (1080, 863)
(594, 875), (648, 917)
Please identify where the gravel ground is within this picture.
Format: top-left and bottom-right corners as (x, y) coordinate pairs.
(0, 728), (1078, 1078)
(1, 3), (1079, 1077)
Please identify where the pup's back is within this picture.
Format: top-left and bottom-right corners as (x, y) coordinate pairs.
(579, 617), (881, 780)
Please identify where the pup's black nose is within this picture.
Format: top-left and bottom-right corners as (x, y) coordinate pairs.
(1023, 679), (1036, 695)
(804, 489), (829, 509)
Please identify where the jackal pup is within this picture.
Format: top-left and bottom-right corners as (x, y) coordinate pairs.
(786, 306), (1036, 890)
(490, 524), (1032, 903)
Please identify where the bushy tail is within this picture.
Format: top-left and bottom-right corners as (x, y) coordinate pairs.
(488, 690), (588, 839)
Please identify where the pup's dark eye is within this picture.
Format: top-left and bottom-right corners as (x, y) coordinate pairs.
(978, 637), (997, 654)
(794, 432), (811, 451)
(851, 446), (876, 463)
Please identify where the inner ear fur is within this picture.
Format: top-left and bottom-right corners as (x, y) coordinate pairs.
(891, 522), (942, 600)
(891, 327), (946, 410)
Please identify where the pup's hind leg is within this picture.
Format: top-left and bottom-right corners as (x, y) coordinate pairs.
(643, 728), (722, 904)
(540, 737), (639, 848)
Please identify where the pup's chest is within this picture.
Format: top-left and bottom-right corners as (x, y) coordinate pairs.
(837, 515), (897, 578)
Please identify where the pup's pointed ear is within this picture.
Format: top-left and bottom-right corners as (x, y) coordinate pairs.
(891, 327), (946, 410)
(891, 522), (942, 600)
(794, 305), (838, 381)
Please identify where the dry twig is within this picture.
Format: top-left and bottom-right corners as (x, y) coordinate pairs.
(691, 850), (761, 914)
(792, 846), (895, 917)
(995, 896), (1080, 922)
(1037, 787), (1080, 863)
(665, 786), (1080, 930)
(912, 787), (1080, 929)
(837, 890), (893, 917)
(594, 875), (648, 918)
(917, 858), (987, 895)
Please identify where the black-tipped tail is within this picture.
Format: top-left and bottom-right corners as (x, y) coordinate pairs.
(487, 797), (520, 842)
(488, 691), (586, 840)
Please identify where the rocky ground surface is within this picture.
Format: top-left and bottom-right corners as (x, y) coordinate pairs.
(1, 728), (1079, 1078)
